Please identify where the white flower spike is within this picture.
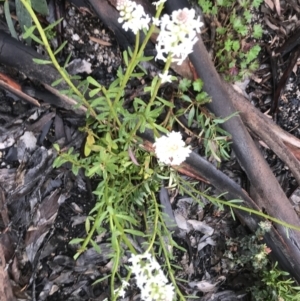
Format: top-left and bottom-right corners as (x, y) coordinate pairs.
(129, 252), (175, 301)
(154, 131), (192, 165)
(156, 8), (203, 65)
(116, 0), (151, 34)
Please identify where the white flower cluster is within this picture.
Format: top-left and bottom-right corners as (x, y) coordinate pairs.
(116, 1), (202, 66)
(129, 252), (175, 301)
(116, 0), (150, 34)
(156, 8), (203, 65)
(154, 131), (191, 165)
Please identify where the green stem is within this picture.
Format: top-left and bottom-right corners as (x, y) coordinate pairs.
(20, 0), (97, 118)
(110, 215), (120, 299)
(158, 233), (186, 301)
(145, 191), (159, 253)
(178, 178), (300, 232)
(113, 31), (141, 107)
(146, 55), (173, 112)
(113, 2), (165, 108)
(113, 216), (137, 254)
(102, 87), (122, 127)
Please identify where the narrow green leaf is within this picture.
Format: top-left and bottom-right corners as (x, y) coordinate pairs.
(30, 33), (44, 45)
(54, 40), (68, 55)
(69, 238), (85, 244)
(16, 0), (32, 44)
(86, 76), (101, 88)
(64, 52), (73, 67)
(89, 88), (101, 98)
(45, 17), (64, 32)
(4, 0), (18, 39)
(123, 50), (128, 66)
(115, 214), (137, 224)
(90, 239), (101, 253)
(23, 25), (37, 39)
(85, 217), (91, 234)
(124, 229), (145, 236)
(51, 78), (64, 87)
(32, 58), (52, 64)
(188, 106), (195, 127)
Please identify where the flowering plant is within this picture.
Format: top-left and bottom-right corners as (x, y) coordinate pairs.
(19, 1), (251, 301)
(154, 131), (191, 165)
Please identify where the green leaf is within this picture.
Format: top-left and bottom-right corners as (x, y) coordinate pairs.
(252, 0), (263, 9)
(85, 217), (91, 233)
(139, 56), (153, 62)
(124, 229), (145, 236)
(123, 50), (129, 66)
(4, 0), (18, 39)
(69, 238), (85, 244)
(52, 78), (64, 87)
(243, 11), (252, 23)
(72, 164), (79, 175)
(153, 123), (169, 134)
(90, 239), (101, 253)
(198, 0), (213, 14)
(192, 78), (203, 92)
(29, 32), (44, 45)
(31, 0), (49, 15)
(224, 39), (232, 52)
(246, 45), (261, 64)
(232, 40), (240, 52)
(54, 40), (68, 55)
(32, 58), (52, 65)
(53, 144), (60, 151)
(115, 214), (137, 224)
(156, 96), (175, 108)
(87, 76), (102, 88)
(179, 78), (191, 92)
(44, 18), (65, 32)
(16, 0), (32, 44)
(216, 27), (227, 35)
(252, 24), (263, 39)
(188, 106), (195, 127)
(89, 88), (101, 98)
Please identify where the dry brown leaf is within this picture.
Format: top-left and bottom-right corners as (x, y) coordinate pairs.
(89, 36), (112, 46)
(273, 0), (281, 16)
(264, 0), (274, 10)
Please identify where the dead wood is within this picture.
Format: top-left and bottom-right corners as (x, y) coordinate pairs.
(226, 82), (300, 185)
(0, 30), (63, 89)
(0, 32), (86, 115)
(0, 241), (17, 301)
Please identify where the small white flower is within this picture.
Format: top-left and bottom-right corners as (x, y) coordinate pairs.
(152, 17), (161, 26)
(116, 0), (151, 34)
(153, 131), (191, 165)
(129, 253), (175, 301)
(155, 8), (203, 65)
(117, 280), (129, 298)
(153, 0), (167, 7)
(159, 71), (172, 83)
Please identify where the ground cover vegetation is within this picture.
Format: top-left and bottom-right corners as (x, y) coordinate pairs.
(4, 0), (300, 300)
